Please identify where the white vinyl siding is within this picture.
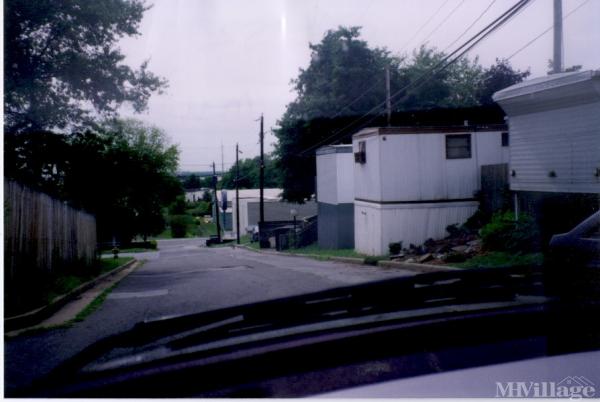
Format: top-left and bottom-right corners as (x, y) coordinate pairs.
(352, 128), (507, 255)
(509, 101), (600, 193)
(354, 200), (478, 255)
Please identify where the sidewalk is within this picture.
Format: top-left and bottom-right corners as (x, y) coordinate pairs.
(6, 261), (140, 337)
(101, 251), (160, 260)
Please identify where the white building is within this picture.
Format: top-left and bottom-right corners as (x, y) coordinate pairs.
(493, 70), (600, 195)
(493, 69), (600, 240)
(225, 189), (317, 237)
(316, 145), (355, 249)
(353, 125), (509, 255)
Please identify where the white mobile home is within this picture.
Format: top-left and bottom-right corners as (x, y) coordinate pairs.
(353, 125), (509, 255)
(493, 70), (600, 195)
(493, 70), (600, 240)
(316, 145), (355, 249)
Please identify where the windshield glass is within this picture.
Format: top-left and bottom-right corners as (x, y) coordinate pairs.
(4, 0), (600, 398)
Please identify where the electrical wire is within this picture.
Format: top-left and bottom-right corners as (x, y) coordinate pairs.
(398, 0), (452, 54)
(298, 0), (531, 155)
(419, 0), (468, 47)
(327, 0), (461, 123)
(505, 0), (591, 61)
(442, 0), (498, 53)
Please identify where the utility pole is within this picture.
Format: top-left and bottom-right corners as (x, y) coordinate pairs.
(259, 114), (265, 225)
(553, 0), (563, 74)
(212, 161), (221, 243)
(235, 143), (241, 244)
(385, 65), (392, 126)
(258, 114), (266, 248)
(220, 141), (225, 175)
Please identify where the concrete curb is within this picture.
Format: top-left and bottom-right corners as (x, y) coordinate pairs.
(4, 259), (137, 332)
(377, 260), (459, 273)
(328, 256), (366, 265)
(233, 244), (329, 260)
(232, 244), (457, 273)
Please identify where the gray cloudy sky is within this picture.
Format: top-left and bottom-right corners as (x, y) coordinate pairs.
(118, 0), (600, 172)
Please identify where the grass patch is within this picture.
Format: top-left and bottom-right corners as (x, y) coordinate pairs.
(153, 227), (173, 239)
(283, 244), (365, 258)
(102, 248), (157, 254)
(453, 252), (544, 269)
(71, 283), (119, 323)
(153, 218), (217, 239)
(7, 257), (133, 317)
(6, 258), (134, 337)
(239, 235), (260, 249)
(282, 244), (388, 262)
(98, 257), (134, 273)
(195, 220), (217, 237)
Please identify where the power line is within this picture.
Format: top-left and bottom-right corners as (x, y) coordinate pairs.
(330, 0), (496, 130)
(399, 0), (452, 54)
(419, 0), (468, 47)
(442, 0), (498, 53)
(298, 0), (531, 155)
(327, 0), (458, 123)
(506, 0), (591, 61)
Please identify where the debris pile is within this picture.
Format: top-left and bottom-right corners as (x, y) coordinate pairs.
(389, 233), (482, 265)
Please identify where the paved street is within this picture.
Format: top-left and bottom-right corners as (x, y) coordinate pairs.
(5, 239), (414, 392)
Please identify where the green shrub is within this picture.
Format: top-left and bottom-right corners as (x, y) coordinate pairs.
(169, 215), (190, 238)
(169, 195), (187, 215)
(186, 200), (211, 217)
(463, 209), (490, 231)
(480, 211), (539, 252)
(389, 242), (402, 255)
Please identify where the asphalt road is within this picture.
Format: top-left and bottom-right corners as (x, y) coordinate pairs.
(5, 239), (414, 392)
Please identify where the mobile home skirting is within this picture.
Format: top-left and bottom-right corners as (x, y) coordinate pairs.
(317, 202), (354, 249)
(354, 199), (479, 256)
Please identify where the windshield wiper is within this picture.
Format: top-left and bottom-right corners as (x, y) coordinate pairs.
(35, 266), (544, 376)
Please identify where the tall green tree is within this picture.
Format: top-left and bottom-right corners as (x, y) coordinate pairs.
(220, 154), (282, 189)
(284, 26), (405, 122)
(5, 119), (182, 242)
(182, 174), (202, 189)
(4, 0), (167, 133)
(274, 27), (528, 201)
(477, 59), (530, 105)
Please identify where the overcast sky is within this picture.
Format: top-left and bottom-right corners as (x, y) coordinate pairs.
(118, 0), (600, 172)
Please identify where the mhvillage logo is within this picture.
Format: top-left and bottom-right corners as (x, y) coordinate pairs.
(496, 376), (596, 398)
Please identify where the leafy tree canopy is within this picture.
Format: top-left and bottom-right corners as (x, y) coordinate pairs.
(4, 0), (167, 133)
(5, 119), (182, 242)
(220, 154), (282, 190)
(182, 174), (202, 190)
(274, 26), (529, 202)
(477, 58), (530, 105)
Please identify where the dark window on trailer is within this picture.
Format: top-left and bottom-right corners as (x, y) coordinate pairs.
(502, 132), (509, 147)
(354, 141), (366, 164)
(446, 134), (471, 159)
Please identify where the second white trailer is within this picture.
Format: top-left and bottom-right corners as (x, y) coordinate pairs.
(352, 125), (509, 255)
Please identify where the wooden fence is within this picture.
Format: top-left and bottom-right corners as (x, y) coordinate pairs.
(4, 180), (97, 284)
